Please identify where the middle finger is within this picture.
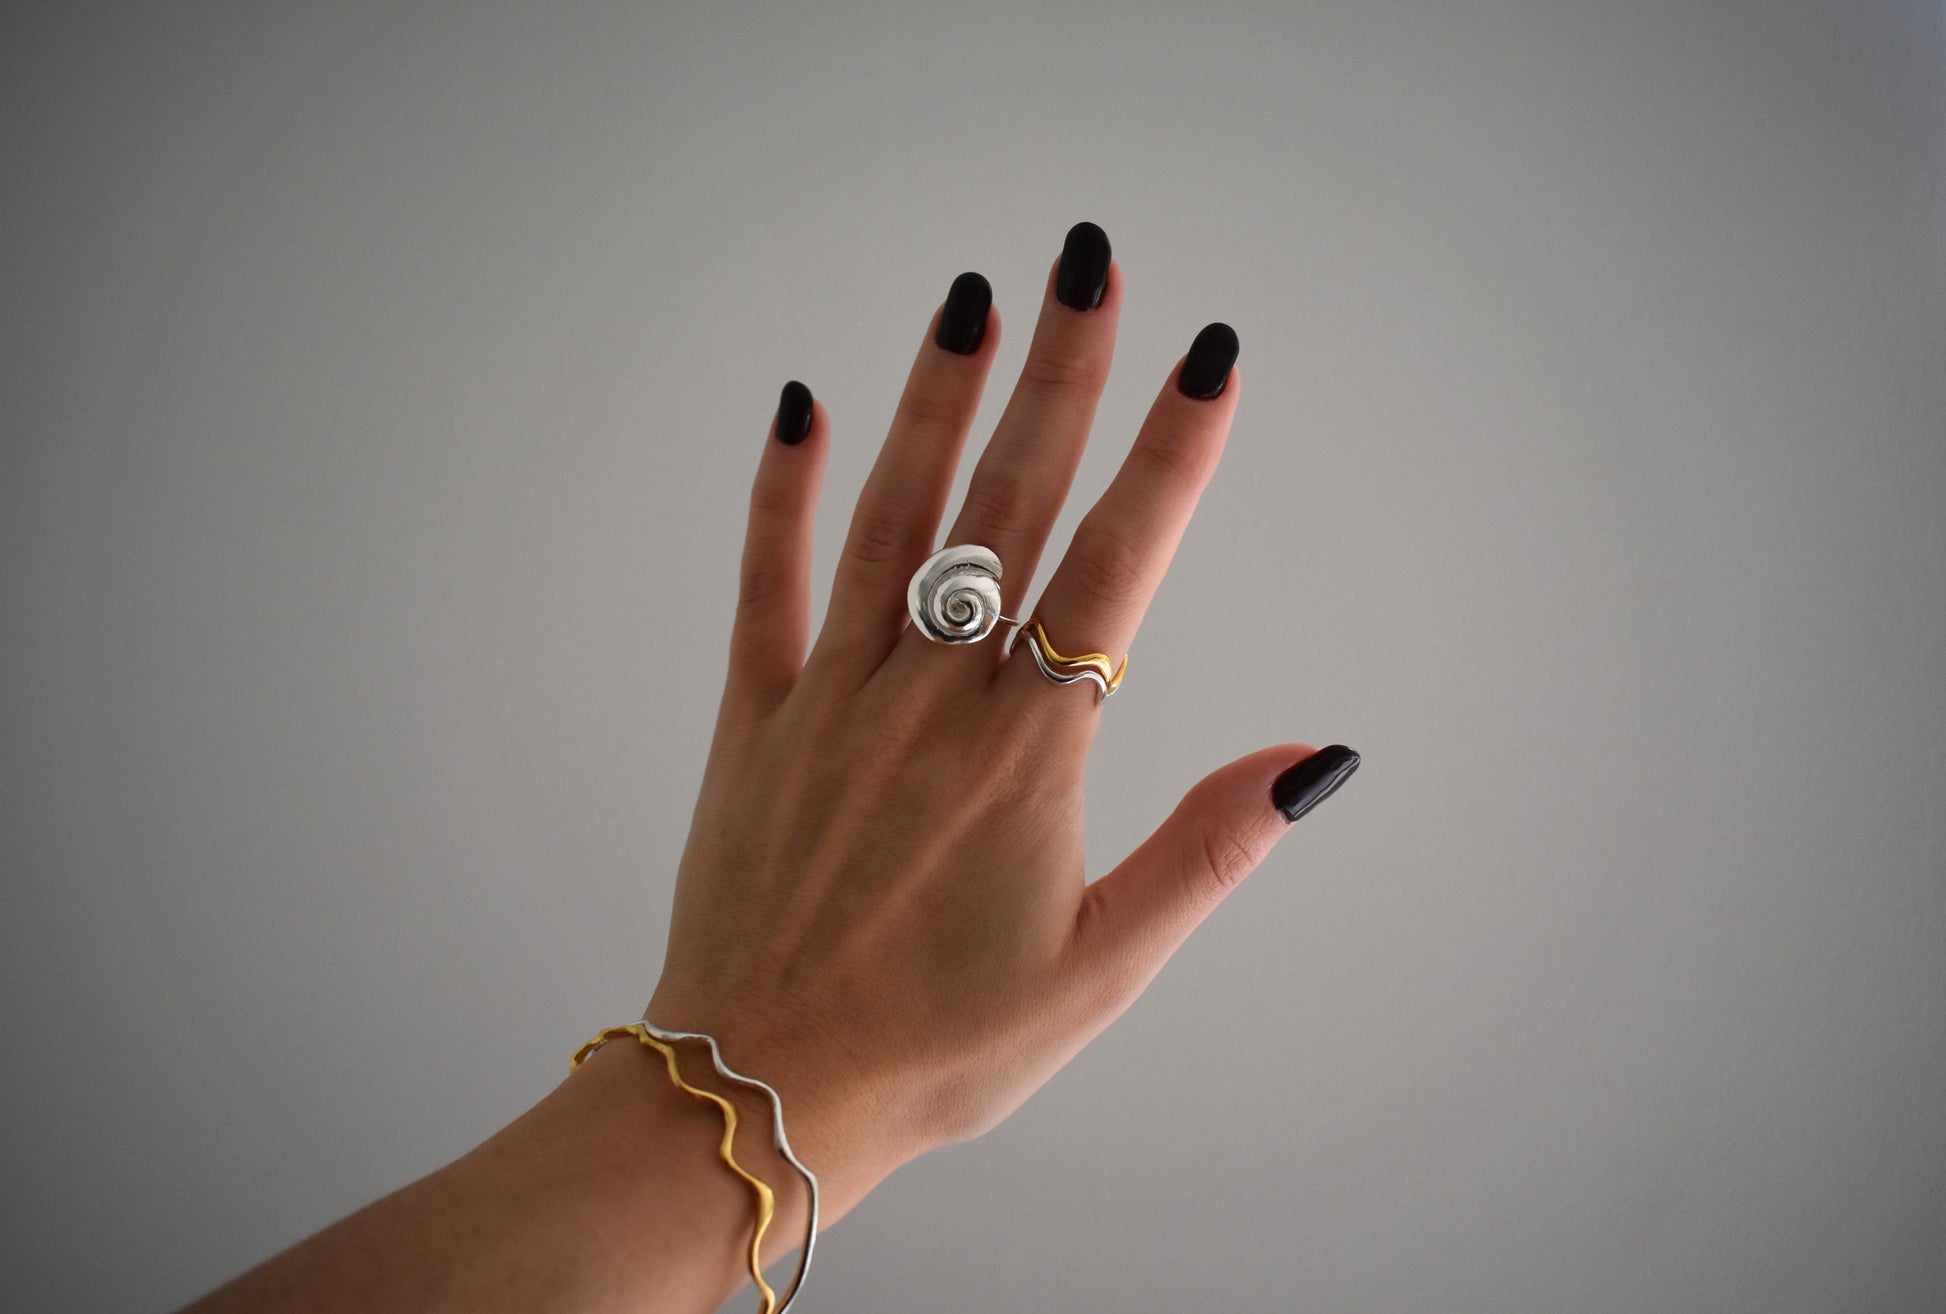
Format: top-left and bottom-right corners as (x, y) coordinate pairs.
(884, 220), (1122, 684)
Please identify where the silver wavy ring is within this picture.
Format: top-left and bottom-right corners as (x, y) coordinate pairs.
(1012, 623), (1120, 702)
(640, 1018), (820, 1314)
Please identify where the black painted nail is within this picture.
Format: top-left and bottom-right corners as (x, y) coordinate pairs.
(776, 380), (812, 446)
(1056, 221), (1112, 311)
(1178, 322), (1240, 399)
(936, 271), (992, 355)
(1271, 745), (1361, 824)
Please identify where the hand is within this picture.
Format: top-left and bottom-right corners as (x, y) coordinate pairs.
(645, 222), (1360, 1235)
(176, 222), (1363, 1314)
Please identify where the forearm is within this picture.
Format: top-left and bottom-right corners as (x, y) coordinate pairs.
(181, 1039), (774, 1314)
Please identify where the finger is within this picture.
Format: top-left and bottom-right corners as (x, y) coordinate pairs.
(997, 322), (1239, 720)
(883, 222), (1121, 683)
(815, 272), (1000, 678)
(1071, 744), (1362, 1006)
(723, 380), (828, 724)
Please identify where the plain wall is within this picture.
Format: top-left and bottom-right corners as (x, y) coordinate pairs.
(3, 2), (1943, 1310)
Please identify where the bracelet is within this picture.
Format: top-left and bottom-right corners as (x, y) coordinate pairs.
(635, 1020), (820, 1314)
(572, 1023), (779, 1313)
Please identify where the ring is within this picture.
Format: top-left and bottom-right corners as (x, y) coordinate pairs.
(1011, 615), (1127, 702)
(906, 546), (1129, 702)
(907, 544), (1022, 643)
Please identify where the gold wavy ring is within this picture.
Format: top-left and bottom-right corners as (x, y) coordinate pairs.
(1023, 616), (1128, 692)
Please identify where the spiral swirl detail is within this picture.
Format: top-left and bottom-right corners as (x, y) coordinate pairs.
(907, 544), (1006, 643)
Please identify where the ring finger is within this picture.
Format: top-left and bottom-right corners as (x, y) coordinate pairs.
(997, 321), (1242, 723)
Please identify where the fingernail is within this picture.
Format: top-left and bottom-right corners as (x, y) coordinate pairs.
(1178, 322), (1240, 399)
(936, 271), (993, 355)
(776, 380), (812, 446)
(1271, 745), (1360, 824)
(1056, 221), (1112, 311)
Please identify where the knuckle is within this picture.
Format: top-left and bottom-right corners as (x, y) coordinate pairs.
(1064, 521), (1147, 609)
(1019, 348), (1108, 398)
(736, 560), (793, 615)
(844, 502), (913, 569)
(894, 385), (963, 440)
(1195, 820), (1260, 895)
(959, 468), (1037, 534)
(748, 470), (800, 521)
(1129, 430), (1211, 492)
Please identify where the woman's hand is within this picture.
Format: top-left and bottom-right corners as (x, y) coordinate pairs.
(177, 222), (1361, 1314)
(645, 222), (1360, 1232)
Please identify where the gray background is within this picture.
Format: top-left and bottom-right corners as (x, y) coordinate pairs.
(4, 2), (1943, 1311)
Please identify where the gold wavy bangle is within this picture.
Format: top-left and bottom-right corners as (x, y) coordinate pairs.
(572, 1024), (779, 1314)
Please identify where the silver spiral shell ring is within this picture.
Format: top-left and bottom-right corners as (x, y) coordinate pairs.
(907, 543), (1013, 643)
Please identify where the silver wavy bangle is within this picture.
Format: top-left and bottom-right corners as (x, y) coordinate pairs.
(641, 1018), (820, 1314)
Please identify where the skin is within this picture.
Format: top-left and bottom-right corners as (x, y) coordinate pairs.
(182, 242), (1341, 1314)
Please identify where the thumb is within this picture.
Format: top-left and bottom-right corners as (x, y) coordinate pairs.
(1074, 743), (1361, 1001)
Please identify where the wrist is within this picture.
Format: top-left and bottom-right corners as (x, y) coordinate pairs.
(479, 1037), (761, 1312)
(640, 994), (914, 1235)
(184, 1036), (765, 1314)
